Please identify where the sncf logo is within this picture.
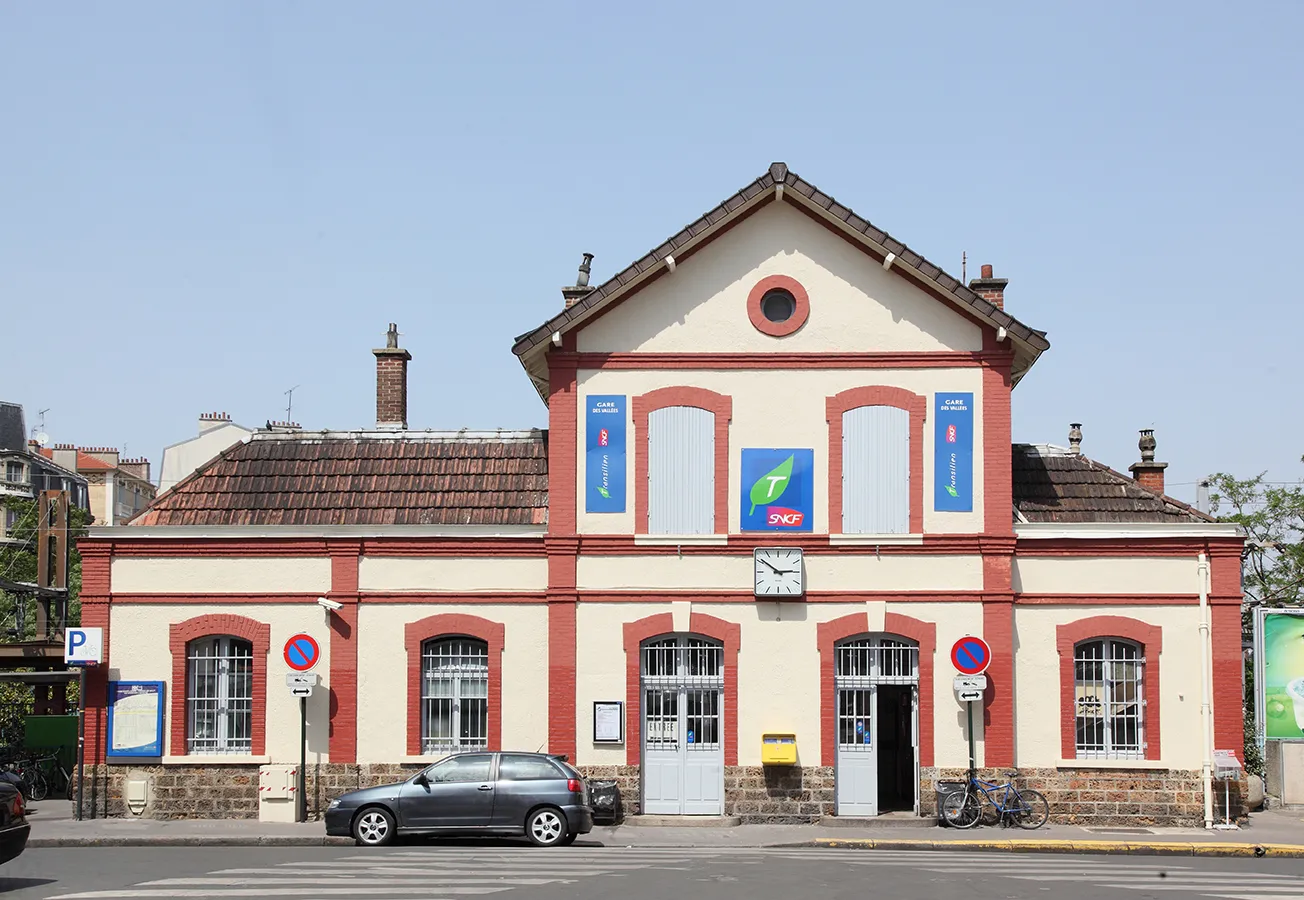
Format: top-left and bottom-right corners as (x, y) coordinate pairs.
(766, 507), (805, 527)
(598, 429), (609, 447)
(946, 424), (957, 444)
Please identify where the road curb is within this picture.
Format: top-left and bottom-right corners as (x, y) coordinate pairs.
(796, 838), (1304, 858)
(27, 836), (356, 848)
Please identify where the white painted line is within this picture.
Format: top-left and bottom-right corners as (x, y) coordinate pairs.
(49, 888), (511, 899)
(218, 867), (640, 876)
(140, 878), (566, 887)
(1102, 885), (1304, 894)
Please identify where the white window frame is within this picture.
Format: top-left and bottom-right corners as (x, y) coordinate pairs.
(421, 637), (490, 755)
(1073, 638), (1145, 760)
(187, 636), (254, 755)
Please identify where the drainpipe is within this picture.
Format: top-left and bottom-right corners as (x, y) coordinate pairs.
(1198, 552), (1214, 829)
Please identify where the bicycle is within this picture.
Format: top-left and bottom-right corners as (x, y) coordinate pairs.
(30, 755), (72, 802)
(2, 759), (44, 804)
(941, 770), (1049, 829)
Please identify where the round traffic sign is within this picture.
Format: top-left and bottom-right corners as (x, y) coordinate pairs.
(950, 636), (991, 676)
(284, 633), (321, 672)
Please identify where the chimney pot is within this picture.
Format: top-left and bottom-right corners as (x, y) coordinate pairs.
(562, 253), (597, 309)
(1068, 423), (1083, 455)
(980, 264), (993, 279)
(1128, 428), (1168, 495)
(968, 263), (1009, 311)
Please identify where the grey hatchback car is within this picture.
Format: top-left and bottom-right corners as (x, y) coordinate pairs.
(325, 751), (593, 847)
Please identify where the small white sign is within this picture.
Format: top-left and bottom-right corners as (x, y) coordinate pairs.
(957, 689), (983, 702)
(290, 685), (313, 698)
(953, 675), (987, 693)
(1213, 749), (1241, 772)
(65, 628), (104, 665)
(286, 673), (320, 688)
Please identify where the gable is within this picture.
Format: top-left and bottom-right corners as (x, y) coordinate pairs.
(575, 201), (984, 355)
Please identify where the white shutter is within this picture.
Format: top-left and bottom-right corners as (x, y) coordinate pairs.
(648, 406), (714, 535)
(842, 405), (909, 534)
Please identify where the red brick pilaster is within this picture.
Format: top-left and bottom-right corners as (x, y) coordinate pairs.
(77, 542), (112, 765)
(1209, 546), (1245, 756)
(981, 330), (1014, 536)
(327, 542), (361, 763)
(826, 386), (926, 534)
(1056, 616), (1162, 761)
(981, 547), (1015, 767)
(169, 614), (272, 756)
(546, 357), (580, 761)
(632, 387), (732, 534)
(405, 614), (504, 757)
(548, 599), (577, 759)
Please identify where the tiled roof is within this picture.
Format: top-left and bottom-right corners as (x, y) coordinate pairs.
(1012, 444), (1211, 524)
(37, 448), (116, 472)
(131, 431), (549, 527)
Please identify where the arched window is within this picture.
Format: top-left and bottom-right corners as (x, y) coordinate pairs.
(187, 636), (254, 754)
(1074, 638), (1144, 759)
(421, 637), (489, 754)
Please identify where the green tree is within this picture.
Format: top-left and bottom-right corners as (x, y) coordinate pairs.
(0, 497), (93, 639)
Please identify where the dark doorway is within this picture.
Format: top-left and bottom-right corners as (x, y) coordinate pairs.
(876, 685), (916, 812)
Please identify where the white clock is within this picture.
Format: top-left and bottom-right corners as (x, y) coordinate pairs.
(753, 547), (804, 597)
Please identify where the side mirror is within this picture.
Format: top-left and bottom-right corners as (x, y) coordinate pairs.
(414, 771), (429, 788)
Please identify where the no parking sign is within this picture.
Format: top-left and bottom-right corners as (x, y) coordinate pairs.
(283, 634), (321, 672)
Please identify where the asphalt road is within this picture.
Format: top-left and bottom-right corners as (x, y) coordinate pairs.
(0, 844), (1301, 900)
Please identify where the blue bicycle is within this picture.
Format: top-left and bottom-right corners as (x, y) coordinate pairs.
(941, 770), (1049, 829)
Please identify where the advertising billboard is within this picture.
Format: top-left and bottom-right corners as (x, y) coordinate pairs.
(740, 449), (814, 532)
(585, 395), (626, 513)
(1258, 609), (1304, 741)
(934, 392), (974, 512)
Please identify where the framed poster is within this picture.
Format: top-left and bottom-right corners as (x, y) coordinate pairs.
(106, 681), (165, 763)
(934, 392), (974, 511)
(593, 701), (624, 744)
(1256, 609), (1304, 741)
(740, 449), (814, 532)
(585, 395), (626, 513)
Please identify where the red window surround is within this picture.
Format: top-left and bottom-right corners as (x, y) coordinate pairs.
(818, 612), (936, 767)
(632, 387), (732, 535)
(1056, 616), (1163, 761)
(826, 386), (927, 534)
(169, 614), (271, 757)
(405, 614), (505, 757)
(622, 612), (740, 768)
(747, 275), (811, 337)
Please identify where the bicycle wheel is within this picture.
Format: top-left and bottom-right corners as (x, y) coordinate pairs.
(28, 770), (48, 802)
(941, 789), (981, 829)
(1011, 788), (1049, 829)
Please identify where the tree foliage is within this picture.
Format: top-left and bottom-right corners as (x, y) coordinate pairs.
(1208, 468), (1304, 608)
(0, 497), (92, 639)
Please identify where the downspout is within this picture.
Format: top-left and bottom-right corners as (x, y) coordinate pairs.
(1198, 551), (1214, 829)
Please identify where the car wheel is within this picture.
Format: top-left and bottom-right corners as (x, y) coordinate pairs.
(525, 807), (567, 847)
(353, 807), (396, 847)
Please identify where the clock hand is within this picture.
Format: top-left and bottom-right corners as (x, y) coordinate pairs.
(760, 558), (783, 574)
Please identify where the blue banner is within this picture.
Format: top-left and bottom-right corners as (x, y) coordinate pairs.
(585, 395), (626, 513)
(934, 392), (974, 511)
(741, 449), (814, 532)
(106, 681), (165, 760)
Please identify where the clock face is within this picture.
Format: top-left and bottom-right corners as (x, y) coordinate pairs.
(754, 547), (804, 597)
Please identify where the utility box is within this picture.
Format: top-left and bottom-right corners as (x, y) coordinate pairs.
(258, 765), (297, 823)
(761, 733), (797, 766)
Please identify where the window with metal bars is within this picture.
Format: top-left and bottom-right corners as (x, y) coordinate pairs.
(1074, 638), (1144, 759)
(187, 636), (254, 754)
(421, 637), (489, 755)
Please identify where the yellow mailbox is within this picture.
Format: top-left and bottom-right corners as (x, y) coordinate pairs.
(761, 733), (797, 766)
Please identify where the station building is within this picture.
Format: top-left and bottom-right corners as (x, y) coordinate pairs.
(79, 164), (1245, 825)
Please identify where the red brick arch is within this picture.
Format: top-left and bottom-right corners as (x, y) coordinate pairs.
(621, 612), (740, 768)
(169, 614), (271, 757)
(1056, 615), (1163, 761)
(405, 614), (505, 757)
(632, 387), (732, 534)
(826, 385), (927, 534)
(817, 612), (936, 767)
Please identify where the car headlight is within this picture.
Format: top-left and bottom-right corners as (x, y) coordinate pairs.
(328, 798), (341, 809)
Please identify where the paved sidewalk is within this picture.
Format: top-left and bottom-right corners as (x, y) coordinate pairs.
(22, 799), (1304, 857)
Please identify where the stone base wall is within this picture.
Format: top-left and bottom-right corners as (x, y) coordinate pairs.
(578, 765), (836, 823)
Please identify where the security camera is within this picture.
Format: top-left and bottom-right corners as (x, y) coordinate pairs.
(317, 597), (343, 612)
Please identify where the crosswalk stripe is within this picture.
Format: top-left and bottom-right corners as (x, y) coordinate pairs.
(216, 866), (653, 875)
(1103, 886), (1304, 895)
(50, 889), (512, 899)
(140, 878), (570, 887)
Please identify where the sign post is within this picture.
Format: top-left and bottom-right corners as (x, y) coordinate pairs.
(65, 627), (104, 821)
(283, 634), (320, 823)
(951, 636), (992, 780)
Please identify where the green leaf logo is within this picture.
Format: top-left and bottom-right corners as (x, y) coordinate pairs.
(596, 486), (611, 499)
(749, 454), (794, 514)
(945, 484), (958, 498)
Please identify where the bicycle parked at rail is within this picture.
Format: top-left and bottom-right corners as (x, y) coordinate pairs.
(941, 770), (1050, 829)
(30, 754), (72, 802)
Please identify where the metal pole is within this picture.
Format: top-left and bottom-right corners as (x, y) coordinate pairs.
(76, 666), (85, 821)
(298, 695), (307, 823)
(966, 699), (976, 780)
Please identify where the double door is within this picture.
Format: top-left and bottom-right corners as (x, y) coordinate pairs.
(835, 637), (919, 817)
(641, 637), (724, 815)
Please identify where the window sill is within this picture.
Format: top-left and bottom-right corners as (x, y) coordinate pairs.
(828, 533), (923, 547)
(162, 755), (271, 766)
(1057, 758), (1169, 770)
(634, 534), (728, 547)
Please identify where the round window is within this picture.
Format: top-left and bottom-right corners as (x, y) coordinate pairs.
(760, 289), (796, 323)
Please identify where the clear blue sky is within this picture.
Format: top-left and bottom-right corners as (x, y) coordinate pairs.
(3, 1), (1300, 503)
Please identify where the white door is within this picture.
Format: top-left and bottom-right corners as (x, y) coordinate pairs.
(642, 637), (724, 815)
(835, 636), (919, 816)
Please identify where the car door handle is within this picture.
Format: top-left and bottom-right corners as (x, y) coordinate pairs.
(477, 784), (492, 791)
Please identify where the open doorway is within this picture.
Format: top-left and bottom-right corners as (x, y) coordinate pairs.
(876, 684), (916, 813)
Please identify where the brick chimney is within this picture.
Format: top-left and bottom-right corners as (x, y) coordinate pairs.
(119, 458), (151, 482)
(372, 323), (411, 430)
(562, 253), (595, 309)
(199, 412), (232, 434)
(1129, 429), (1168, 495)
(968, 263), (1008, 311)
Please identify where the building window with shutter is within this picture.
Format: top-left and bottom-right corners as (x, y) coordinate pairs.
(647, 405), (715, 535)
(1074, 638), (1144, 759)
(841, 405), (909, 534)
(187, 636), (254, 754)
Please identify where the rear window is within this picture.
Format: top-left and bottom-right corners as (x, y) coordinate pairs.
(550, 757), (583, 780)
(498, 755), (564, 781)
